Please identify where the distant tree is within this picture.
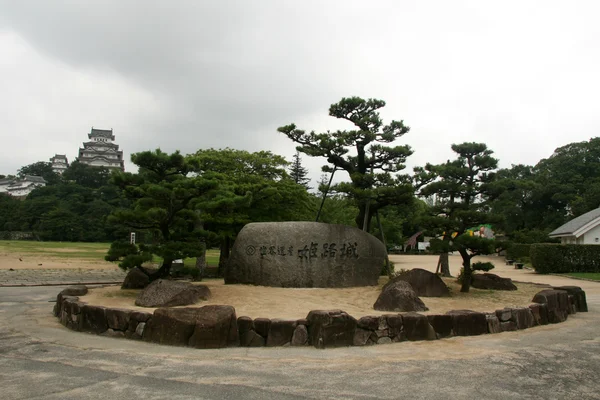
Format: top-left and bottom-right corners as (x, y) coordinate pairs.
(289, 151), (311, 189)
(416, 142), (499, 292)
(62, 161), (111, 189)
(18, 161), (60, 185)
(105, 150), (218, 279)
(278, 96), (414, 231)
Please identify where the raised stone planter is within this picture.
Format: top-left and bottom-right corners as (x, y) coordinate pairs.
(225, 222), (386, 287)
(53, 285), (587, 350)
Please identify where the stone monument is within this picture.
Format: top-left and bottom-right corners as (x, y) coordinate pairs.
(224, 221), (386, 288)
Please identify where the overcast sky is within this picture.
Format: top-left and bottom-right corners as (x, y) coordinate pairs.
(1, 1), (599, 185)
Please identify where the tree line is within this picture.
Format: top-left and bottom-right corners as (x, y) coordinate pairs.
(1, 97), (598, 291)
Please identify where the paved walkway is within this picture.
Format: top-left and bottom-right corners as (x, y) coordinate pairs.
(0, 268), (126, 286)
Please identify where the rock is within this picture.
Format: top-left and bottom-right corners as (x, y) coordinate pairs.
(60, 285), (88, 296)
(80, 305), (108, 334)
(135, 322), (146, 337)
(143, 308), (201, 346)
(291, 325), (309, 346)
(357, 316), (380, 331)
(373, 281), (428, 312)
(446, 310), (488, 336)
(225, 222), (386, 288)
(495, 308), (512, 322)
(135, 280), (211, 307)
(553, 286), (588, 312)
(101, 328), (125, 338)
(528, 303), (548, 326)
(385, 314), (404, 339)
(386, 269), (450, 297)
(510, 307), (535, 330)
(377, 337), (393, 345)
(567, 295), (577, 314)
(237, 316), (254, 335)
(144, 305), (238, 348)
(427, 314), (454, 338)
(353, 328), (372, 346)
(121, 267), (151, 289)
(253, 318), (271, 339)
(127, 311), (152, 333)
(240, 330), (265, 347)
(485, 313), (501, 334)
(105, 308), (131, 331)
(532, 290), (569, 323)
(500, 321), (517, 332)
(402, 312), (436, 341)
(471, 273), (517, 291)
(306, 310), (357, 349)
(266, 319), (297, 347)
(188, 305), (239, 349)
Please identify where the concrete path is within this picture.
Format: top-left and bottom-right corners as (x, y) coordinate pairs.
(1, 261), (599, 399)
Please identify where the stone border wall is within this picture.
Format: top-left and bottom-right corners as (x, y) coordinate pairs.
(53, 286), (588, 349)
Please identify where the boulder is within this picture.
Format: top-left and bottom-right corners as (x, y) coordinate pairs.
(402, 312), (436, 341)
(386, 269), (450, 297)
(306, 310), (357, 348)
(373, 281), (428, 312)
(240, 330), (265, 347)
(446, 310), (488, 336)
(500, 321), (517, 332)
(121, 267), (151, 289)
(528, 303), (548, 326)
(510, 307), (535, 330)
(135, 280), (211, 307)
(225, 221), (386, 288)
(80, 305), (108, 334)
(471, 273), (517, 291)
(188, 305), (239, 349)
(291, 324), (309, 346)
(106, 308), (131, 331)
(266, 319), (297, 347)
(144, 305), (238, 348)
(532, 290), (569, 323)
(353, 328), (373, 346)
(60, 285), (88, 296)
(127, 311), (152, 334)
(357, 316), (380, 331)
(385, 314), (404, 340)
(485, 313), (501, 334)
(253, 318), (271, 339)
(553, 286), (588, 312)
(427, 314), (454, 338)
(237, 316), (254, 336)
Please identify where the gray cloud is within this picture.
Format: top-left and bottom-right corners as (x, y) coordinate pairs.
(1, 0), (599, 184)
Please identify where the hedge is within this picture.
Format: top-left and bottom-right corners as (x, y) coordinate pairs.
(506, 244), (531, 261)
(530, 244), (600, 274)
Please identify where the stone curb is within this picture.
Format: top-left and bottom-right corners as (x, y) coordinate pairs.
(53, 285), (588, 350)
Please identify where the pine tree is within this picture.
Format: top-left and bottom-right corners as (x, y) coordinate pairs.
(289, 151), (311, 189)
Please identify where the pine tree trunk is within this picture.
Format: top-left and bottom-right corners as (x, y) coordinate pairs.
(151, 258), (173, 281)
(194, 243), (206, 281)
(459, 250), (472, 292)
(439, 252), (451, 277)
(218, 237), (231, 277)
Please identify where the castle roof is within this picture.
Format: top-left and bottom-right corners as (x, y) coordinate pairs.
(88, 127), (115, 140)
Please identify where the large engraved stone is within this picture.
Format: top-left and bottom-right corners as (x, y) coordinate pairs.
(225, 222), (386, 287)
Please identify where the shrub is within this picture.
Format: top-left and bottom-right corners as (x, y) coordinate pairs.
(472, 261), (495, 272)
(506, 243), (531, 262)
(530, 244), (600, 274)
(380, 261), (396, 276)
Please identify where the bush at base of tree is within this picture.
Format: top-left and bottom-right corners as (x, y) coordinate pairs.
(531, 244), (600, 273)
(471, 261), (495, 272)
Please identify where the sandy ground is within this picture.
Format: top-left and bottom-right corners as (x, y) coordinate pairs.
(80, 254), (588, 320)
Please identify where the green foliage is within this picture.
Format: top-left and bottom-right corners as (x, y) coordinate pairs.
(62, 161), (111, 189)
(289, 151), (311, 189)
(416, 142), (499, 292)
(471, 261), (495, 272)
(18, 161), (61, 185)
(107, 149), (218, 276)
(278, 96), (414, 230)
(506, 243), (532, 261)
(531, 244), (600, 273)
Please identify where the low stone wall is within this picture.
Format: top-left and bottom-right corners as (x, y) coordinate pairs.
(53, 287), (588, 349)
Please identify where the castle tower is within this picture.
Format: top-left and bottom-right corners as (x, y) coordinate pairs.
(49, 154), (69, 175)
(78, 127), (125, 171)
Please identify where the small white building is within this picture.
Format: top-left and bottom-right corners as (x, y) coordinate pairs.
(5, 175), (46, 198)
(549, 208), (600, 244)
(50, 154), (69, 175)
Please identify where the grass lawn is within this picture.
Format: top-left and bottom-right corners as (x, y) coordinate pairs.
(561, 272), (600, 281)
(0, 240), (221, 267)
